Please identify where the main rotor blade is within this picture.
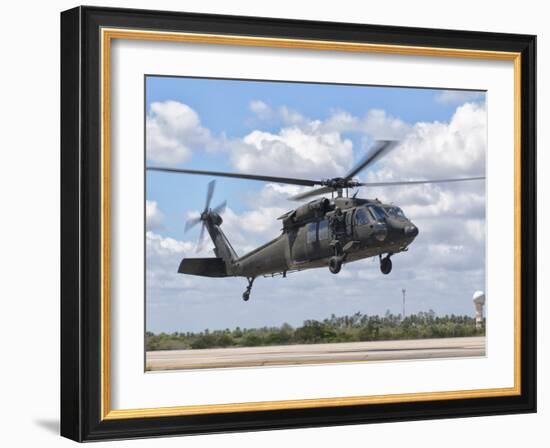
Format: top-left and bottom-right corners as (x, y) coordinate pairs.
(184, 216), (202, 233)
(356, 176), (486, 187)
(147, 166), (319, 187)
(344, 140), (398, 180)
(288, 186), (335, 201)
(205, 179), (215, 211)
(212, 200), (227, 215)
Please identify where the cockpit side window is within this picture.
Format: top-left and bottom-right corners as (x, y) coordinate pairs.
(367, 205), (386, 221)
(355, 208), (371, 226)
(385, 206), (406, 218)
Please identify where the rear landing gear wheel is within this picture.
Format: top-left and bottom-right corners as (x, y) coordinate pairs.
(242, 277), (255, 301)
(380, 256), (392, 275)
(329, 256), (343, 274)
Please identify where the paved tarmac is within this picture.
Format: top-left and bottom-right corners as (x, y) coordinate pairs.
(146, 336), (485, 371)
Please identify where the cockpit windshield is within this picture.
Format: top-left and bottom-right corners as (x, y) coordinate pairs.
(384, 206), (406, 218)
(367, 205), (386, 221)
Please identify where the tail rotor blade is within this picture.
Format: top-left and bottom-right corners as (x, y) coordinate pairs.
(212, 200), (227, 215)
(184, 216), (201, 233)
(196, 223), (206, 253)
(204, 180), (216, 211)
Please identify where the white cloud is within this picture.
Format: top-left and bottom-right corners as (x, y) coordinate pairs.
(231, 104), (412, 181)
(361, 109), (412, 139)
(278, 106), (307, 126)
(230, 127), (354, 179)
(146, 231), (193, 256)
(249, 104), (411, 141)
(145, 200), (163, 230)
(465, 219), (486, 243)
(321, 109), (411, 140)
(146, 101), (217, 165)
(248, 101), (307, 127)
(367, 102), (486, 182)
(146, 100), (414, 181)
(146, 231), (195, 292)
(213, 205), (285, 255)
(239, 206), (287, 235)
(249, 100), (272, 120)
(434, 90), (485, 105)
(255, 182), (304, 202)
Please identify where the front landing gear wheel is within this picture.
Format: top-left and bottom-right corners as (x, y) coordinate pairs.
(329, 256), (343, 274)
(380, 256), (392, 275)
(242, 291), (250, 301)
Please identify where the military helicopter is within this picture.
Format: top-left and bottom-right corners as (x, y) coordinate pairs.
(147, 140), (484, 301)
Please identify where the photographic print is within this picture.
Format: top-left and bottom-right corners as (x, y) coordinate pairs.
(145, 76), (487, 371)
(61, 8), (536, 440)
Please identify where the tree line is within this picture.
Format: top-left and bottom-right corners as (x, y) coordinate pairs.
(146, 310), (485, 351)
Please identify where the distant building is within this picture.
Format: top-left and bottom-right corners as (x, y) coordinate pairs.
(472, 291), (486, 329)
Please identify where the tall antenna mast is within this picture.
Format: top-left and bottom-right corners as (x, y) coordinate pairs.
(402, 288), (406, 320)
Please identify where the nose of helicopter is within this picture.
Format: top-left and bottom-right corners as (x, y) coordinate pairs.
(404, 223), (419, 238)
(383, 217), (418, 246)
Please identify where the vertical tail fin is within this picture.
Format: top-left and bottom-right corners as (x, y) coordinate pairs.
(182, 180), (236, 271)
(203, 215), (237, 266)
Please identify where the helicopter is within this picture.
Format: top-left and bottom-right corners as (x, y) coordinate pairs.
(147, 140), (485, 301)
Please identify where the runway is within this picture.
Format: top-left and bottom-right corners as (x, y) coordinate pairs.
(146, 336), (485, 371)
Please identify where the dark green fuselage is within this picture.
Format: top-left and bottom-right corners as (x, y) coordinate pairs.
(183, 196), (418, 279)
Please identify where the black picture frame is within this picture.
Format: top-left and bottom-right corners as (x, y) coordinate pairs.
(61, 5), (536, 442)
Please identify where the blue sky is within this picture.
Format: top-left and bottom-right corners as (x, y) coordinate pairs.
(146, 76), (463, 135)
(145, 75), (486, 333)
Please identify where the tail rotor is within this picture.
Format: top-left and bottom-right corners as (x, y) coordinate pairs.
(184, 180), (227, 253)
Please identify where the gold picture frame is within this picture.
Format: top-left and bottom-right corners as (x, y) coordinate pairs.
(61, 6), (536, 442)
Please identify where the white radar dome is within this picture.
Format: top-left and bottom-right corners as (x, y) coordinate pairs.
(472, 290), (485, 304)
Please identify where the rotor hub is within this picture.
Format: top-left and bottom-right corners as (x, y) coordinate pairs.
(321, 177), (360, 189)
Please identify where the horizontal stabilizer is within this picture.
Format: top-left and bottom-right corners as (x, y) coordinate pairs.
(178, 257), (229, 277)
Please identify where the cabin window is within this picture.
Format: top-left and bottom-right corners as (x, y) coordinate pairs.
(355, 208), (370, 226)
(318, 219), (329, 240)
(306, 222), (317, 244)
